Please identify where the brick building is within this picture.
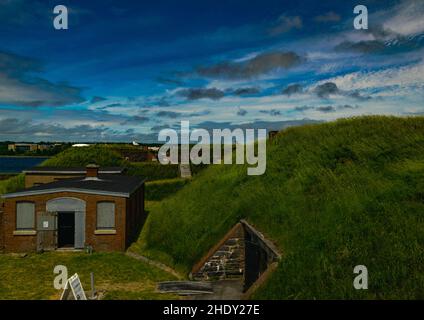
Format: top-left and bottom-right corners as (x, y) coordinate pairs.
(8, 143), (51, 152)
(0, 165), (145, 253)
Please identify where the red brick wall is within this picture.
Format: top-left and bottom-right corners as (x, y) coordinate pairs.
(2, 187), (145, 253)
(125, 184), (146, 248)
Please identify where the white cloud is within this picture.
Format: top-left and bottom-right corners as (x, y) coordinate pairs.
(382, 0), (424, 36)
(314, 61), (424, 94)
(269, 15), (302, 36)
(0, 72), (84, 107)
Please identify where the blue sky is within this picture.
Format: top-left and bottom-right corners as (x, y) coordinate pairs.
(0, 0), (423, 142)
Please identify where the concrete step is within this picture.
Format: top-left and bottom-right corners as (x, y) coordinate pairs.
(157, 281), (213, 295)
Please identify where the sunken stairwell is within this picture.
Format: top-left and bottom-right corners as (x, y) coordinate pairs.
(190, 220), (281, 294)
(191, 223), (245, 280)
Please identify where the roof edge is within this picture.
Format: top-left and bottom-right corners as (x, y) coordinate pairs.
(128, 178), (147, 196)
(1, 188), (130, 199)
(23, 170), (124, 174)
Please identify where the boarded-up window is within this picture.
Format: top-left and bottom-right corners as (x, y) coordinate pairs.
(16, 202), (35, 230)
(97, 202), (115, 229)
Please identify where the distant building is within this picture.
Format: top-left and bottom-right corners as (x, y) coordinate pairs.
(8, 143), (50, 152)
(1, 165), (145, 253)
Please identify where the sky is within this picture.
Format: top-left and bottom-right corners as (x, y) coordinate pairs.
(0, 0), (423, 142)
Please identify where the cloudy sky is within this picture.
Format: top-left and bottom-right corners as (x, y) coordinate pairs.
(0, 0), (423, 142)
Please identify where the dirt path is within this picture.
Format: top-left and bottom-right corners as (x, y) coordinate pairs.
(126, 251), (184, 280)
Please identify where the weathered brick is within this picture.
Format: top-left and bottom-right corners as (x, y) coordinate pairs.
(1, 186), (145, 253)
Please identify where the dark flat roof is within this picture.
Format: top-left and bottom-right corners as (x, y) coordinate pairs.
(23, 166), (125, 174)
(2, 174), (144, 199)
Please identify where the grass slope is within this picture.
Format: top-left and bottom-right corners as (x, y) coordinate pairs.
(42, 146), (126, 167)
(0, 174), (24, 203)
(127, 162), (179, 181)
(132, 116), (424, 299)
(145, 178), (189, 201)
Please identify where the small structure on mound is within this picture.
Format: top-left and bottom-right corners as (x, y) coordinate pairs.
(190, 220), (281, 296)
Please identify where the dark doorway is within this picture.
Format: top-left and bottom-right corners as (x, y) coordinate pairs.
(58, 212), (75, 248)
(244, 232), (269, 291)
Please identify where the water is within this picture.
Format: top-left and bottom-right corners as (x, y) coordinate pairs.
(0, 156), (49, 173)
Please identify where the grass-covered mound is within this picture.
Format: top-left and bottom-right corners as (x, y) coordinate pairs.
(0, 174), (25, 203)
(145, 178), (189, 201)
(41, 146), (181, 181)
(42, 145), (126, 167)
(127, 162), (180, 181)
(132, 116), (424, 299)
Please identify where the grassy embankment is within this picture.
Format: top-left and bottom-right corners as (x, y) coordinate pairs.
(4, 116), (423, 299)
(0, 174), (25, 203)
(130, 116), (424, 299)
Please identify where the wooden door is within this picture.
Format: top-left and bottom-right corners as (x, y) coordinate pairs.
(37, 211), (58, 251)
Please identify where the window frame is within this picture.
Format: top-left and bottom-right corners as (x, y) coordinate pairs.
(96, 201), (116, 230)
(15, 201), (35, 231)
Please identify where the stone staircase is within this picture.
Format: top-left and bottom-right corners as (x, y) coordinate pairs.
(179, 164), (192, 178)
(191, 223), (245, 281)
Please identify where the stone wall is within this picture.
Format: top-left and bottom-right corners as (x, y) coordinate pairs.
(192, 223), (245, 280)
(191, 220), (281, 292)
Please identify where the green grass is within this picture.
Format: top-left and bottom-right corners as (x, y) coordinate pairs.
(145, 178), (189, 201)
(190, 163), (209, 176)
(0, 174), (25, 203)
(39, 146), (180, 181)
(41, 145), (127, 167)
(0, 252), (178, 300)
(132, 116), (424, 299)
(127, 162), (180, 181)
